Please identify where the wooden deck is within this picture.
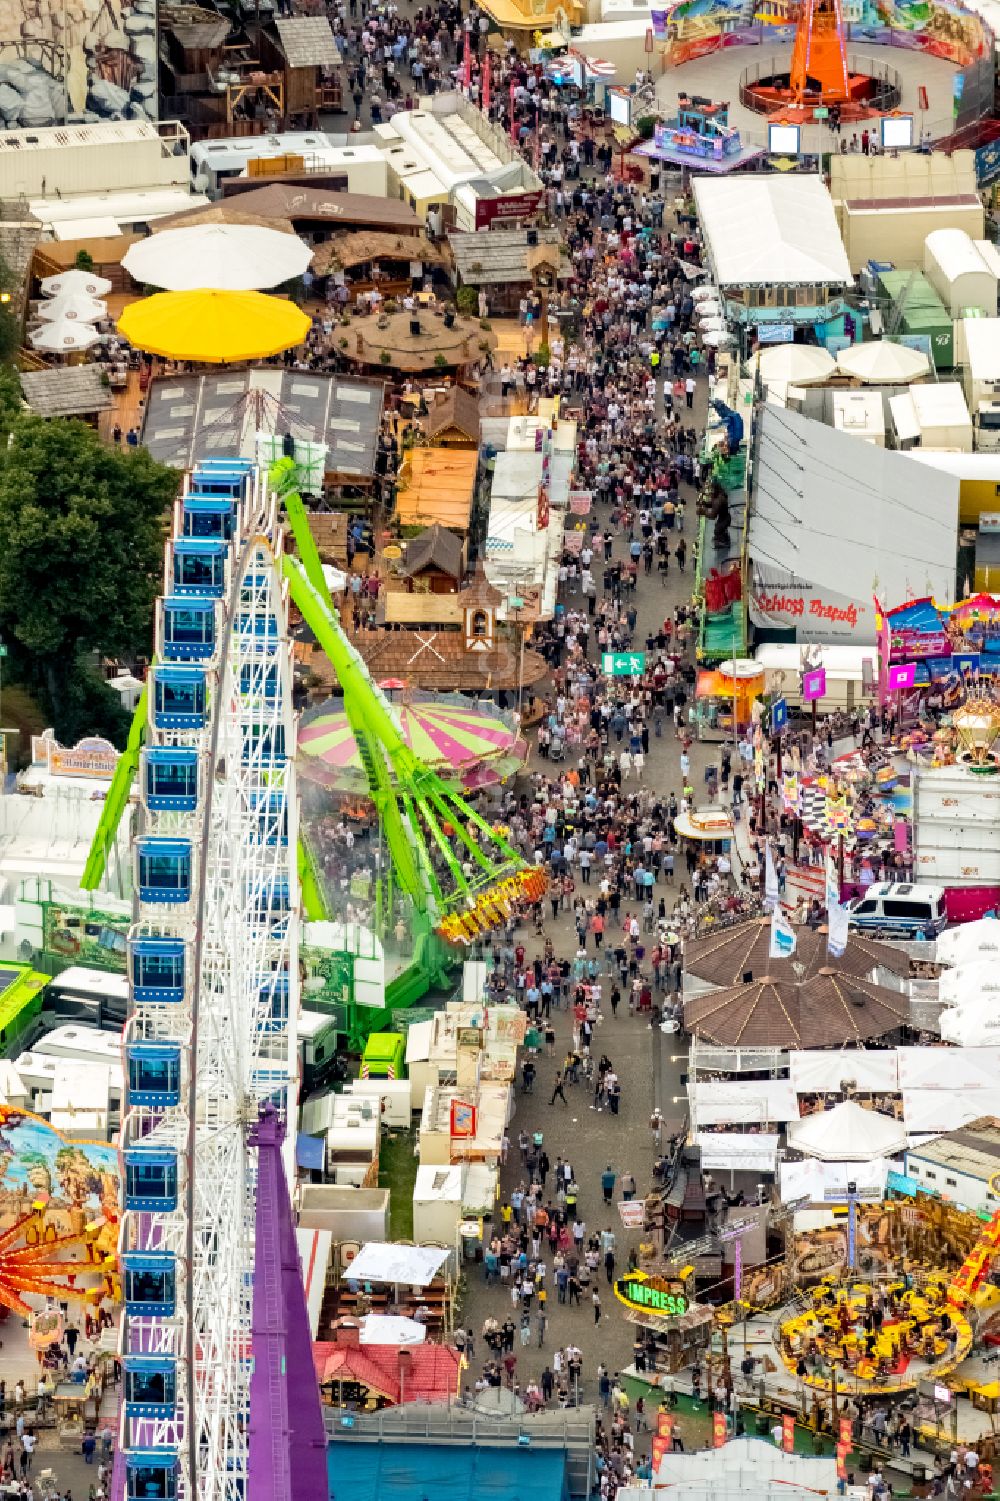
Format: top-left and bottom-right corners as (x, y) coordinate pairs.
(97, 367), (147, 444)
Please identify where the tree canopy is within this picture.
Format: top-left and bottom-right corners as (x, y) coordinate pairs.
(0, 416), (178, 744)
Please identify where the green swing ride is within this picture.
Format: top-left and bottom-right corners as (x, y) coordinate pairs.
(81, 458), (544, 1047)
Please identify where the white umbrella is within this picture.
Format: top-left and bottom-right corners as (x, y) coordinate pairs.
(786, 1099), (906, 1161)
(936, 917), (1000, 966)
(697, 302), (723, 320)
(938, 957), (1000, 1006)
(29, 319), (100, 352)
(123, 224), (313, 292)
(700, 316), (728, 333)
(757, 343), (835, 387)
(702, 330), (733, 348)
(692, 285), (719, 302)
(39, 268), (112, 299)
(36, 293), (107, 324)
(836, 340), (931, 384)
(939, 1000), (1000, 1047)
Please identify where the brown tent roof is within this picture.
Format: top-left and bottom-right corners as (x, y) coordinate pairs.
(306, 626), (548, 693)
(311, 231), (448, 275)
(683, 970), (910, 1050)
(420, 386), (481, 444)
(684, 917), (911, 988)
(158, 186), (420, 234)
(399, 523), (464, 581)
(152, 203), (298, 235)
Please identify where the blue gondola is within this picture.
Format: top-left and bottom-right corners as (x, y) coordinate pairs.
(236, 612), (279, 651)
(172, 539), (227, 598)
(130, 939), (186, 1003)
(123, 1149), (179, 1212)
(258, 972), (289, 1031)
(126, 1044), (182, 1108)
(250, 791), (288, 845)
(137, 839), (192, 905)
(143, 749), (199, 813)
(251, 879), (290, 923)
(152, 667), (207, 731)
(122, 1253), (176, 1316)
(160, 598), (216, 662)
(123, 1357), (177, 1419)
(125, 1452), (178, 1501)
(182, 497), (236, 542)
(241, 723), (286, 764)
(239, 661), (279, 701)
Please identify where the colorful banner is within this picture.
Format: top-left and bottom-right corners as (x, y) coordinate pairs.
(770, 908), (797, 959)
(782, 1414), (795, 1453)
(764, 843), (779, 911)
(713, 1412), (728, 1447)
(782, 772), (800, 814)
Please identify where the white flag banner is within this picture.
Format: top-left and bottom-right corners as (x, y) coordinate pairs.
(825, 856), (840, 912)
(828, 899), (850, 960)
(764, 842), (779, 912)
(770, 907), (797, 959)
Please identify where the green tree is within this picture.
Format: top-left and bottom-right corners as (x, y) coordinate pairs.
(0, 416), (178, 744)
(74, 250), (95, 272)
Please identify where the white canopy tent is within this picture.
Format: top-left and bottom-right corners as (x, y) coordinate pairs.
(901, 1090), (1000, 1135)
(787, 1100), (906, 1161)
(642, 1435), (837, 1499)
(836, 341), (931, 383)
(696, 1133), (779, 1173)
(780, 1155), (893, 1203)
(693, 176), (852, 288)
(897, 1045), (1000, 1090)
(359, 1314), (427, 1345)
(939, 1003), (1000, 1047)
(939, 959), (1000, 1006)
(124, 223), (313, 292)
(342, 1242), (451, 1287)
(757, 344), (836, 387)
(28, 319), (100, 352)
(690, 1080), (800, 1127)
(788, 1049), (899, 1093)
(936, 919), (1000, 966)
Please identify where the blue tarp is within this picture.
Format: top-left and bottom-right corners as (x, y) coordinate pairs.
(296, 1133), (325, 1171)
(327, 1441), (569, 1501)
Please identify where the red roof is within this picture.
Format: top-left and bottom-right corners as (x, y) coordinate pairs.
(312, 1339), (461, 1404)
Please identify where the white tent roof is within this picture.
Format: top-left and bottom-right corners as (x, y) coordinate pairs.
(693, 177), (852, 287)
(691, 1079), (800, 1126)
(902, 1089), (1000, 1135)
(649, 1436), (838, 1498)
(789, 1048), (899, 1093)
(359, 1314), (427, 1345)
(758, 344), (836, 387)
(939, 959), (1000, 1006)
(780, 1155), (892, 1203)
(343, 1241), (450, 1287)
(836, 341), (931, 383)
(696, 1133), (779, 1172)
(936, 918), (1000, 965)
(787, 1100), (905, 1161)
(938, 1004), (1000, 1047)
(897, 1045), (1000, 1090)
(751, 405), (958, 607)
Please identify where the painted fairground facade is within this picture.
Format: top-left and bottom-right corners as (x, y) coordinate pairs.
(0, 0), (157, 128)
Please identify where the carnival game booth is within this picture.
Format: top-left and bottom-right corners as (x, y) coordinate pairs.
(695, 658), (764, 742)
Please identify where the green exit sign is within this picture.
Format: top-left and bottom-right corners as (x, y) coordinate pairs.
(602, 651), (646, 677)
(813, 106), (829, 118)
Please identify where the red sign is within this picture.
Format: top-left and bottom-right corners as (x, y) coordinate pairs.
(475, 191), (544, 229)
(782, 1414), (795, 1453)
(449, 1099), (477, 1137)
(836, 1443), (851, 1479)
(839, 1416), (852, 1447)
(713, 1412), (727, 1448)
(652, 1435), (671, 1469)
(656, 1412), (673, 1438)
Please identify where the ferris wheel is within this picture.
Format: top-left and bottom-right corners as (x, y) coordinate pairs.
(116, 458), (313, 1501)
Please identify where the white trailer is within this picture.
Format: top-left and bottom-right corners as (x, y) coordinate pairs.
(955, 317), (1000, 452)
(924, 229), (997, 318)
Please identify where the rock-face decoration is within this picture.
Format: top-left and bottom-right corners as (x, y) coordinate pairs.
(0, 0), (157, 127)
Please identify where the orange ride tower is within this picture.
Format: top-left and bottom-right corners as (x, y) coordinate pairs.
(788, 0), (850, 102)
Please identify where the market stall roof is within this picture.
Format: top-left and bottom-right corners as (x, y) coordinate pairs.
(395, 448), (478, 531)
(652, 1435), (836, 1497)
(939, 1003), (1000, 1047)
(936, 917), (1000, 966)
(157, 186), (420, 235)
(788, 1047), (900, 1093)
(787, 1099), (906, 1161)
(690, 1079), (800, 1125)
(836, 340), (931, 383)
(329, 626), (549, 694)
(141, 368), (383, 475)
(310, 231), (448, 276)
(449, 225), (566, 286)
(358, 1314), (426, 1345)
(399, 523), (465, 581)
(684, 916), (910, 988)
(342, 1242), (450, 1286)
(419, 387), (481, 446)
(693, 176), (852, 287)
(939, 959), (1000, 1006)
(274, 14), (342, 65)
(757, 344), (836, 387)
(684, 968), (910, 1049)
(19, 365), (113, 418)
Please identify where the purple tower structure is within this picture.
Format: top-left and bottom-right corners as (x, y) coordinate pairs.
(248, 1107), (328, 1501)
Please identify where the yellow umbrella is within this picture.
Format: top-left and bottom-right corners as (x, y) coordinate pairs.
(117, 289), (311, 363)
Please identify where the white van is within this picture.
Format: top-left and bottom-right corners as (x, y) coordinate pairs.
(846, 881), (947, 940)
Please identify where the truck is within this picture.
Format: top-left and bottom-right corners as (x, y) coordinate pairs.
(955, 316), (1000, 452)
(912, 763), (1000, 921)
